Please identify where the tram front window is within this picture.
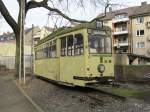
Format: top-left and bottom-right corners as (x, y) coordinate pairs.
(89, 35), (111, 54)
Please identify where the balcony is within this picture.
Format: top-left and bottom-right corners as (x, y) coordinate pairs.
(114, 41), (129, 47)
(113, 30), (128, 35)
(112, 17), (129, 23)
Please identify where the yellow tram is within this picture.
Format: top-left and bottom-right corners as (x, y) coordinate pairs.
(34, 21), (114, 87)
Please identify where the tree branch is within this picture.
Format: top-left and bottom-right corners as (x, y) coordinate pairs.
(17, 0), (21, 7)
(0, 0), (19, 35)
(26, 0), (88, 23)
(91, 0), (110, 22)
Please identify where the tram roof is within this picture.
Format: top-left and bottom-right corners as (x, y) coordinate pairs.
(35, 22), (111, 46)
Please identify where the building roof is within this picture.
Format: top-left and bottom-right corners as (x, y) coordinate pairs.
(97, 2), (150, 20)
(0, 33), (15, 42)
(35, 21), (111, 46)
(25, 26), (40, 34)
(43, 26), (55, 32)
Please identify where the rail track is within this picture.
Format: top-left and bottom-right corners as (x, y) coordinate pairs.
(87, 84), (127, 100)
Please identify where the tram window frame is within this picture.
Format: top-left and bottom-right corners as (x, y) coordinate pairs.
(35, 50), (38, 60)
(67, 35), (74, 56)
(88, 32), (112, 54)
(38, 49), (42, 59)
(43, 44), (49, 58)
(61, 37), (67, 56)
(49, 40), (57, 58)
(74, 33), (84, 55)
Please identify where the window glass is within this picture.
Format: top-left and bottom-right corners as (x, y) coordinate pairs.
(105, 38), (112, 53)
(137, 17), (144, 23)
(136, 42), (145, 48)
(36, 49), (43, 59)
(137, 30), (139, 36)
(74, 34), (84, 55)
(140, 30), (144, 36)
(43, 44), (48, 58)
(49, 40), (57, 58)
(43, 47), (48, 58)
(51, 45), (56, 57)
(89, 35), (111, 54)
(136, 30), (144, 36)
(115, 14), (127, 20)
(67, 35), (74, 56)
(61, 37), (67, 56)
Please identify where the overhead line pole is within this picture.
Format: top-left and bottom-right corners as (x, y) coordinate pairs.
(19, 0), (23, 83)
(19, 0), (26, 84)
(22, 0), (26, 84)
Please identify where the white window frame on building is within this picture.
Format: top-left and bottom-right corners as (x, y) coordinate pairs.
(136, 30), (144, 36)
(136, 17), (144, 24)
(115, 14), (127, 20)
(136, 42), (145, 48)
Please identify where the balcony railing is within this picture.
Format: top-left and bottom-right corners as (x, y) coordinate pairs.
(113, 30), (128, 35)
(114, 41), (129, 47)
(112, 17), (129, 23)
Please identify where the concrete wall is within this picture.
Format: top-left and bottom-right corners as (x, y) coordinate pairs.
(0, 42), (32, 69)
(114, 54), (129, 65)
(0, 42), (31, 56)
(115, 65), (150, 81)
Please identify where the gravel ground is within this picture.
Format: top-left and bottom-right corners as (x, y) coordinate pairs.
(22, 77), (150, 112)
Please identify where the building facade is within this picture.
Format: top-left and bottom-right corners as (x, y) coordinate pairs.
(98, 2), (150, 64)
(99, 2), (150, 58)
(0, 26), (54, 69)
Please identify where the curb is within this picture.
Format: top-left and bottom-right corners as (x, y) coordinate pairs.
(14, 80), (45, 112)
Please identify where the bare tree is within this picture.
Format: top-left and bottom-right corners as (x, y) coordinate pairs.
(0, 13), (2, 32)
(0, 0), (117, 77)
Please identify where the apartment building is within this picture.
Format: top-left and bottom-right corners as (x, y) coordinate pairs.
(98, 2), (150, 58)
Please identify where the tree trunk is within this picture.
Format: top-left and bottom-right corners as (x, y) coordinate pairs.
(15, 34), (20, 78)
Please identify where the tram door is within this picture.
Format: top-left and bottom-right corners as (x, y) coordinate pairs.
(59, 33), (85, 84)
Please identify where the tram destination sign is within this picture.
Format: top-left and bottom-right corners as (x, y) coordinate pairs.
(92, 30), (106, 35)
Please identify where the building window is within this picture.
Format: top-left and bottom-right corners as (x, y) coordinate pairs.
(115, 14), (127, 20)
(137, 17), (144, 24)
(136, 42), (145, 48)
(136, 30), (144, 36)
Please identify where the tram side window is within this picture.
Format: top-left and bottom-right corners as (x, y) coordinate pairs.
(36, 49), (42, 60)
(43, 47), (49, 58)
(40, 49), (43, 59)
(67, 35), (74, 56)
(61, 37), (67, 56)
(49, 40), (57, 58)
(74, 34), (84, 55)
(51, 45), (56, 57)
(35, 50), (38, 60)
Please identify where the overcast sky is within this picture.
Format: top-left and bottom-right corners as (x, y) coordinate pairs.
(0, 0), (150, 33)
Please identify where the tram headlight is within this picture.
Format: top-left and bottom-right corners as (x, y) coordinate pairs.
(97, 64), (105, 73)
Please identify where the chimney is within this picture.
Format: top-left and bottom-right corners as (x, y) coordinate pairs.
(109, 7), (112, 12)
(141, 2), (147, 6)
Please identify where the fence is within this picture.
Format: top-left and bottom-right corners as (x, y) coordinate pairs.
(0, 55), (33, 75)
(115, 65), (150, 82)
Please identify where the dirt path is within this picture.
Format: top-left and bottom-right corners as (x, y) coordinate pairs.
(0, 75), (42, 112)
(22, 77), (150, 112)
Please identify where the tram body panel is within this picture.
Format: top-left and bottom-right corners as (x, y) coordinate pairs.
(34, 22), (114, 87)
(35, 58), (59, 81)
(88, 55), (114, 78)
(60, 56), (85, 86)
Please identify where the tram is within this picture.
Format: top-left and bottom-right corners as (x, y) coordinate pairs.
(34, 21), (114, 87)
